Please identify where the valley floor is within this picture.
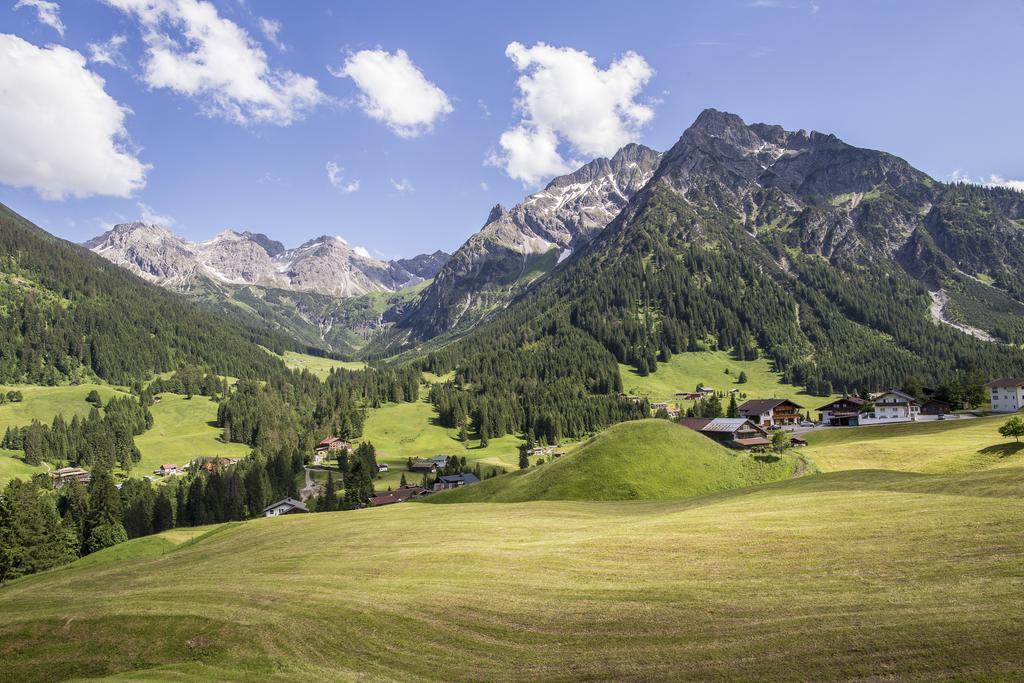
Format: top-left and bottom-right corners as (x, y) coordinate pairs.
(2, 468), (1024, 681)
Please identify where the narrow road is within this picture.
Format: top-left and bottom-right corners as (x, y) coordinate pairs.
(299, 466), (322, 502)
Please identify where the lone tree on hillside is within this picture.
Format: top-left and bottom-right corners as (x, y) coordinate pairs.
(727, 393), (739, 418)
(85, 389), (102, 407)
(998, 416), (1024, 443)
(737, 371), (748, 384)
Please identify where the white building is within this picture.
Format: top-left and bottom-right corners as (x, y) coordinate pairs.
(986, 379), (1024, 412)
(262, 498), (308, 517)
(869, 390), (920, 422)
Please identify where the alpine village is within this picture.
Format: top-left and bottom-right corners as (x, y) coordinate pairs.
(1, 2), (1024, 681)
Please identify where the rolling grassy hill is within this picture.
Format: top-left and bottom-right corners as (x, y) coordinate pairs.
(428, 419), (801, 503)
(133, 393), (250, 475)
(619, 351), (838, 409)
(3, 468), (1024, 680)
(802, 415), (1024, 474)
(280, 351), (366, 379)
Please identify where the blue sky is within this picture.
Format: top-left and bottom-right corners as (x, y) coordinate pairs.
(1, 0), (1021, 259)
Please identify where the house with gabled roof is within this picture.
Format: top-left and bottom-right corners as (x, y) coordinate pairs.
(870, 390), (920, 422)
(433, 473), (481, 491)
(986, 378), (1024, 413)
(738, 398), (803, 427)
(263, 498), (308, 517)
(677, 418), (771, 449)
(818, 396), (867, 426)
(369, 485), (431, 507)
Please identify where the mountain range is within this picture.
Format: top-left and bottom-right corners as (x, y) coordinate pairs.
(418, 108), (1024, 421)
(85, 223), (448, 297)
(52, 108), (1024, 386)
(84, 223), (449, 354)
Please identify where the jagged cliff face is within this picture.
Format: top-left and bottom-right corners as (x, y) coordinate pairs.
(86, 226), (449, 298)
(398, 143), (662, 340)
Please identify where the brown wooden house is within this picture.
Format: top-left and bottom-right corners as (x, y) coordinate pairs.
(818, 396), (867, 426)
(677, 418), (771, 449)
(738, 399), (804, 427)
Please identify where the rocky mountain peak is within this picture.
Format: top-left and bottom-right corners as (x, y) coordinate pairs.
(486, 204), (508, 224)
(241, 231), (285, 257)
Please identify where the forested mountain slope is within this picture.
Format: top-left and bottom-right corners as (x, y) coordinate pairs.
(421, 110), (1024, 444)
(0, 203), (289, 384)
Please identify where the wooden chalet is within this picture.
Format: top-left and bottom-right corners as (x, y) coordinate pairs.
(433, 473), (481, 491)
(49, 467), (91, 489)
(409, 458), (438, 473)
(369, 485), (431, 506)
(677, 418), (771, 449)
(738, 398), (803, 428)
(818, 396), (867, 426)
(921, 398), (952, 416)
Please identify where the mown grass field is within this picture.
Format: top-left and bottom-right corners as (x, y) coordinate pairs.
(132, 393), (250, 476)
(802, 414), (1024, 474)
(360, 397), (526, 489)
(3, 467), (1024, 680)
(281, 351), (366, 379)
(0, 384), (130, 484)
(431, 419), (801, 503)
(619, 350), (838, 409)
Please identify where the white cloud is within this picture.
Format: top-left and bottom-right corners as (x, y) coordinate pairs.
(0, 34), (149, 199)
(88, 34), (128, 67)
(325, 161), (359, 193)
(490, 42), (654, 186)
(480, 181), (489, 191)
(352, 245), (371, 258)
(101, 0), (324, 126)
(258, 17), (284, 51)
(390, 178), (414, 192)
(331, 48), (452, 138)
(14, 0), (65, 37)
(486, 125), (577, 186)
(987, 175), (1024, 193)
(138, 201), (173, 226)
(951, 169), (1024, 192)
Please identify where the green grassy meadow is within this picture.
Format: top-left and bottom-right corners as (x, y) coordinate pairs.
(0, 383), (129, 435)
(620, 350), (838, 409)
(280, 351), (366, 379)
(0, 384), (131, 484)
(431, 419), (801, 503)
(360, 397), (525, 489)
(0, 447), (47, 482)
(802, 414), (1024, 474)
(133, 393), (250, 475)
(3, 467), (1024, 680)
